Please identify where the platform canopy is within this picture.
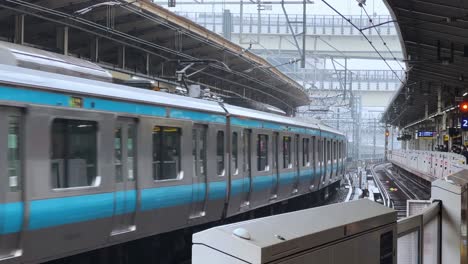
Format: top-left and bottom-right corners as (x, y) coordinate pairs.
(0, 0), (310, 113)
(383, 0), (468, 128)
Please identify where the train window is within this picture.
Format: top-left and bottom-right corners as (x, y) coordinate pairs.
(232, 132), (238, 174)
(318, 139), (322, 162)
(338, 142), (341, 159)
(273, 133), (279, 169)
(217, 131), (225, 176)
(283, 136), (292, 168)
(312, 137), (316, 165)
(257, 134), (269, 171)
(51, 119), (98, 189)
(327, 140), (331, 161)
(115, 126), (123, 182)
(153, 126), (181, 181)
(303, 138), (310, 166)
(193, 126), (207, 178)
(127, 124), (136, 180)
(8, 116), (21, 191)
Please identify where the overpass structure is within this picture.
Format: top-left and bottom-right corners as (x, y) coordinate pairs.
(177, 11), (405, 106)
(177, 12), (403, 60)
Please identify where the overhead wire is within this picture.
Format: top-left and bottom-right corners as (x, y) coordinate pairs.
(3, 0), (305, 110)
(321, 0), (406, 85)
(360, 5), (405, 71)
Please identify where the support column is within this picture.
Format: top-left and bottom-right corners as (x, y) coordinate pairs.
(90, 37), (99, 62)
(425, 101), (429, 119)
(56, 26), (69, 55)
(146, 53), (150, 75)
(437, 86), (442, 113)
(118, 46), (126, 69)
(14, 14), (24, 45)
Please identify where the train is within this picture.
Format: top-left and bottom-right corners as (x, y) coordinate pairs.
(0, 42), (347, 263)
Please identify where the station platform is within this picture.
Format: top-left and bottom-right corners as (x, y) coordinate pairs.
(193, 156), (466, 264)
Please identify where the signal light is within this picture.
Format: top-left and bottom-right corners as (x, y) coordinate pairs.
(385, 130), (390, 137)
(460, 102), (468, 112)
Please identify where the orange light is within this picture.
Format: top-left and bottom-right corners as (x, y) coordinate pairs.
(460, 102), (468, 112)
(385, 131), (390, 137)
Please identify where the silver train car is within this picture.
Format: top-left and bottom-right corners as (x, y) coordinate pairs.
(0, 61), (346, 263)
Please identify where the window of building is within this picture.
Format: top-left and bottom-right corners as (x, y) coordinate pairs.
(283, 136), (292, 168)
(217, 131), (225, 176)
(8, 116), (21, 191)
(303, 138), (310, 166)
(51, 119), (98, 188)
(153, 126), (181, 180)
(232, 132), (238, 174)
(257, 134), (269, 171)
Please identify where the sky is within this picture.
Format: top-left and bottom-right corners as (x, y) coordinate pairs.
(158, 0), (391, 16)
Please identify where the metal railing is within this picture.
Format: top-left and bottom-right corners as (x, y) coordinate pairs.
(397, 201), (441, 264)
(176, 12), (398, 36)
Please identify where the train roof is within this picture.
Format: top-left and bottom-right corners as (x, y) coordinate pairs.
(0, 64), (225, 114)
(223, 104), (320, 130)
(0, 64), (344, 137)
(0, 41), (112, 82)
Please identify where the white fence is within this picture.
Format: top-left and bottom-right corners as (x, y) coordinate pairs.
(388, 150), (467, 181)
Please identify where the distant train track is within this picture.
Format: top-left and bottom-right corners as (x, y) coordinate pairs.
(372, 163), (430, 218)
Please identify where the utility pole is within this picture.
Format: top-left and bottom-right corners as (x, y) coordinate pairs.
(373, 118), (376, 162)
(301, 0), (306, 68)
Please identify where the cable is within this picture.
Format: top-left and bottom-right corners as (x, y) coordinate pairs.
(3, 0), (306, 109)
(360, 5), (405, 71)
(321, 0), (406, 85)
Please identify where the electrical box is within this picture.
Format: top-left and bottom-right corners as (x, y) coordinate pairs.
(192, 199), (397, 264)
(432, 170), (468, 264)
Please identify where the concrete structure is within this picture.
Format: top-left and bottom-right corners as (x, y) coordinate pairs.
(177, 12), (403, 60)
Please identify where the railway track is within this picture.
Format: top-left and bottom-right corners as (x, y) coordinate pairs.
(372, 163), (430, 218)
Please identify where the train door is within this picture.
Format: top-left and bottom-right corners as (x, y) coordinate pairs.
(326, 139), (331, 183)
(270, 132), (279, 200)
(0, 108), (23, 260)
(311, 136), (318, 190)
(240, 129), (252, 208)
(190, 125), (208, 218)
(330, 140), (338, 179)
(293, 135), (300, 194)
(111, 119), (137, 236)
(322, 138), (328, 185)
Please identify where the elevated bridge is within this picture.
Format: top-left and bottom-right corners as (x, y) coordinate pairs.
(177, 12), (404, 60)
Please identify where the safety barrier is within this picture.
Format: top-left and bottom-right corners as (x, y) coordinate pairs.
(397, 201), (441, 264)
(388, 150), (467, 181)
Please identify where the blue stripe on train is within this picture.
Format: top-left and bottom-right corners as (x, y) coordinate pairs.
(170, 109), (226, 124)
(1, 168), (340, 234)
(0, 202), (23, 234)
(0, 86), (229, 124)
(28, 193), (115, 230)
(0, 86), (343, 137)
